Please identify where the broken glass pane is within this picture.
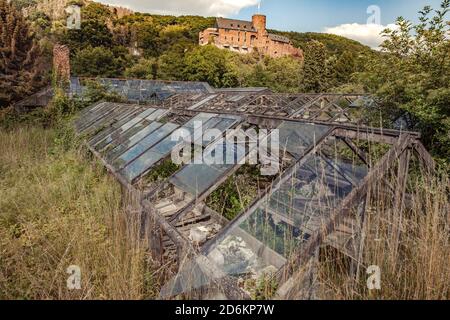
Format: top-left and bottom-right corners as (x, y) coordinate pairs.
(278, 121), (330, 159)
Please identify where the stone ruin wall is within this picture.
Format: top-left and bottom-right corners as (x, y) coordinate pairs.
(53, 44), (71, 85)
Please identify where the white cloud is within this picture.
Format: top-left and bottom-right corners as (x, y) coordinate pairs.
(324, 23), (398, 49)
(96, 0), (260, 17)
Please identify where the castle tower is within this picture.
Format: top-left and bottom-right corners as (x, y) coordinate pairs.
(252, 14), (266, 34)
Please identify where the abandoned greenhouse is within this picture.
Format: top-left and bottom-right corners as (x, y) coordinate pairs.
(63, 77), (435, 300)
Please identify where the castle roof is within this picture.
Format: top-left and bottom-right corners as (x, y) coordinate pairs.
(268, 33), (291, 44)
(215, 18), (256, 32)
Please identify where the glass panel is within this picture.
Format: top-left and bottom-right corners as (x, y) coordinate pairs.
(102, 109), (168, 153)
(278, 121), (330, 159)
(76, 102), (115, 130)
(76, 101), (106, 122)
(146, 109), (168, 121)
(88, 108), (151, 147)
(193, 118), (224, 146)
(119, 113), (243, 183)
(170, 140), (246, 197)
(90, 108), (155, 150)
(122, 150), (170, 182)
(205, 138), (369, 277)
(170, 164), (224, 196)
(184, 113), (218, 128)
(104, 122), (163, 161)
(81, 107), (137, 137)
(151, 135), (181, 155)
(78, 105), (130, 134)
(113, 123), (179, 169)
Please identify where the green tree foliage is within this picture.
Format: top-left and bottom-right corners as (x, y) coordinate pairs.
(61, 3), (113, 51)
(10, 0), (36, 10)
(124, 58), (158, 80)
(71, 46), (131, 78)
(354, 1), (450, 162)
(270, 30), (373, 56)
(183, 45), (238, 87)
(232, 53), (302, 92)
(0, 0), (47, 107)
(300, 40), (329, 93)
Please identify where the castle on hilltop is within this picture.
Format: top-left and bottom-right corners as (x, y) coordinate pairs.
(199, 14), (303, 59)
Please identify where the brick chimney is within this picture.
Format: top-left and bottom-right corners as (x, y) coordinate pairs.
(53, 44), (71, 86)
(252, 14), (266, 34)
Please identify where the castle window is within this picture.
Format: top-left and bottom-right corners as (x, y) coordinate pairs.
(237, 24), (240, 28)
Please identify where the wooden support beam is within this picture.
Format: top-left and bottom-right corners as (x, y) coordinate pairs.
(341, 137), (370, 166)
(289, 95), (323, 118)
(391, 148), (411, 266)
(412, 140), (436, 174)
(333, 127), (404, 145)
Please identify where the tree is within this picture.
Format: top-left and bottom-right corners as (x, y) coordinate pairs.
(329, 50), (357, 88)
(300, 40), (329, 93)
(0, 0), (46, 107)
(124, 58), (158, 80)
(354, 0), (450, 163)
(71, 46), (122, 78)
(182, 45), (238, 88)
(157, 42), (192, 81)
(61, 3), (113, 51)
(265, 56), (302, 93)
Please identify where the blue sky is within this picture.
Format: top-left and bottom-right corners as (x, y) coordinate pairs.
(98, 0), (445, 48)
(233, 0), (443, 32)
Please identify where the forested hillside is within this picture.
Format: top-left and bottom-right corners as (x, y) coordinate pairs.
(11, 1), (376, 93)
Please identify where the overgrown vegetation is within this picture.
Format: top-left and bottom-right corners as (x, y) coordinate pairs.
(0, 122), (161, 299)
(142, 159), (180, 185)
(0, 88), (161, 299)
(316, 173), (450, 300)
(0, 0), (49, 108)
(206, 165), (273, 221)
(352, 1), (450, 165)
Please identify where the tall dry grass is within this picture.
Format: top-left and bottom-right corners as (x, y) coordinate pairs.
(0, 125), (159, 300)
(318, 170), (450, 300)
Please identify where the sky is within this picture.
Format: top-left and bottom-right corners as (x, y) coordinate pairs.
(96, 0), (445, 48)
